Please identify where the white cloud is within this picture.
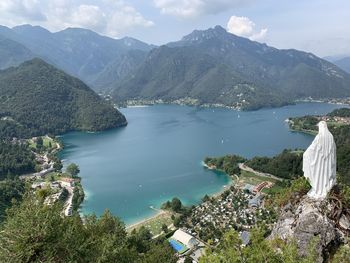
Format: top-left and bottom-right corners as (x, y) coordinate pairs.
(153, 0), (252, 18)
(227, 16), (267, 41)
(0, 0), (46, 21)
(0, 0), (154, 37)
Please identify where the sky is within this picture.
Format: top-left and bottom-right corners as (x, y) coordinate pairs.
(0, 0), (349, 57)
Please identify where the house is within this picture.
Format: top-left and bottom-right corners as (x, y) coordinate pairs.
(248, 195), (263, 208)
(172, 229), (199, 249)
(59, 177), (75, 187)
(253, 181), (273, 193)
(50, 182), (61, 189)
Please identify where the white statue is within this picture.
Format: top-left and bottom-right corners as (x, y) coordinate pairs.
(303, 121), (336, 199)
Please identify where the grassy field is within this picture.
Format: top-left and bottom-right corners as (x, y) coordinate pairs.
(29, 136), (56, 150)
(127, 212), (173, 236)
(238, 170), (277, 185)
(44, 172), (67, 182)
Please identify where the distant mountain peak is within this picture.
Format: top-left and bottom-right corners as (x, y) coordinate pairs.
(12, 24), (50, 34)
(181, 25), (228, 42)
(214, 25), (227, 33)
(58, 27), (100, 36)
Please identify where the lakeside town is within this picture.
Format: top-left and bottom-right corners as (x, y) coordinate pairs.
(127, 158), (281, 262)
(13, 135), (84, 217)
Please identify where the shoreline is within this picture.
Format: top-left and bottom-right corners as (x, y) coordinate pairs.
(117, 97), (350, 112)
(126, 208), (168, 230)
(126, 165), (234, 230)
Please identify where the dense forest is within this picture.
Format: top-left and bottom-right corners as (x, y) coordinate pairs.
(246, 150), (303, 180)
(0, 141), (35, 179)
(204, 150), (303, 180)
(204, 155), (247, 175)
(0, 58), (126, 139)
(0, 178), (24, 222)
(328, 108), (350, 117)
(0, 196), (177, 263)
(331, 125), (350, 184)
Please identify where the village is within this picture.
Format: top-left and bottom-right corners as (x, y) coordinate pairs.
(17, 135), (83, 217)
(129, 160), (280, 263)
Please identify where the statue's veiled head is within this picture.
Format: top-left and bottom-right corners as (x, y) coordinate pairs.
(317, 121), (328, 134)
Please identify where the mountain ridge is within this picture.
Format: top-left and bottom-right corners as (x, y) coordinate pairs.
(111, 26), (350, 110)
(333, 56), (350, 73)
(0, 24), (155, 90)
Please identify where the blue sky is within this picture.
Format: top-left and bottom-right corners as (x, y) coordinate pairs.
(0, 0), (349, 57)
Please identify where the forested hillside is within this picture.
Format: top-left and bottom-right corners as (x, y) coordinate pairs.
(112, 26), (350, 110)
(0, 59), (126, 138)
(0, 196), (177, 263)
(0, 141), (35, 179)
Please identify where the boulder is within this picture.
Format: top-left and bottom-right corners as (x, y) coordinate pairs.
(270, 196), (344, 262)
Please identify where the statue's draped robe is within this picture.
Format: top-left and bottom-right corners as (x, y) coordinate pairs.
(303, 122), (336, 199)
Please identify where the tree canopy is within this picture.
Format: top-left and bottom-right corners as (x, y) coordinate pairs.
(0, 59), (126, 139)
(0, 195), (177, 263)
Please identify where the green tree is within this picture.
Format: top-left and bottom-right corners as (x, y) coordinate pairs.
(161, 223), (168, 233)
(0, 178), (25, 222)
(36, 137), (43, 150)
(171, 197), (182, 212)
(137, 241), (177, 263)
(66, 163), (80, 177)
(184, 255), (193, 263)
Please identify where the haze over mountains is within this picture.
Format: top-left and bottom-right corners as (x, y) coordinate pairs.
(1, 24), (350, 110)
(0, 24), (154, 89)
(333, 57), (350, 74)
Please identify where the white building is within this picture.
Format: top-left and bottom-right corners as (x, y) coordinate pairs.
(172, 229), (199, 249)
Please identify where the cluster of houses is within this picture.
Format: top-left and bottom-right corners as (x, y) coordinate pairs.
(31, 177), (75, 216)
(243, 181), (273, 194)
(44, 190), (63, 206)
(183, 186), (270, 245)
(318, 115), (350, 125)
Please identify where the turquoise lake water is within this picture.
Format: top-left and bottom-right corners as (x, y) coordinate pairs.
(59, 103), (345, 224)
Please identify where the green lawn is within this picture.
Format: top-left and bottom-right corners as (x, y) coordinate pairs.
(44, 172), (63, 182)
(28, 136), (56, 150)
(239, 170), (277, 185)
(127, 213), (173, 236)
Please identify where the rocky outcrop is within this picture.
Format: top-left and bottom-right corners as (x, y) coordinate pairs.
(270, 196), (348, 262)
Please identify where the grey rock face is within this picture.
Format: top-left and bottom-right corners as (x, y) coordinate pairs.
(270, 196), (343, 262)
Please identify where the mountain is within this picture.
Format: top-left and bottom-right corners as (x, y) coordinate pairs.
(93, 49), (149, 92)
(0, 24), (154, 90)
(0, 59), (126, 138)
(333, 57), (350, 73)
(0, 35), (34, 69)
(111, 26), (350, 110)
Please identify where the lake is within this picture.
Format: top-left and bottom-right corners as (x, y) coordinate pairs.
(60, 102), (345, 224)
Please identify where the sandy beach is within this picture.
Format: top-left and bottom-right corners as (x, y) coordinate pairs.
(126, 208), (168, 230)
